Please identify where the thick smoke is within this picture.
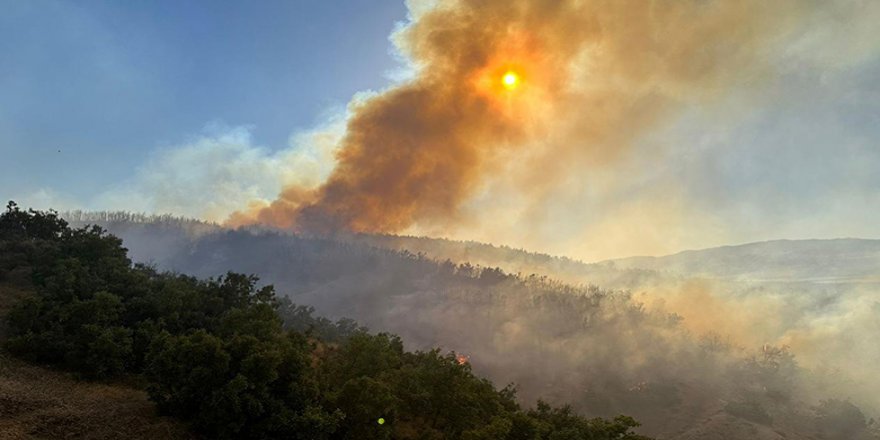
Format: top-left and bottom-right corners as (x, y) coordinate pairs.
(231, 0), (814, 235)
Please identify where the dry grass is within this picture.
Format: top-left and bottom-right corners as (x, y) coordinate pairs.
(0, 275), (194, 440)
(0, 352), (194, 439)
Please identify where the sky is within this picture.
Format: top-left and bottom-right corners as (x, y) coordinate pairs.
(2, 0), (879, 261)
(1, 0), (407, 201)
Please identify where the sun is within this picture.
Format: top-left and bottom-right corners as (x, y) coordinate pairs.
(501, 71), (520, 90)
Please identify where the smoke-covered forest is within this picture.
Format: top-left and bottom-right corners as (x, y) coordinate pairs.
(1, 203), (656, 439)
(44, 210), (879, 440)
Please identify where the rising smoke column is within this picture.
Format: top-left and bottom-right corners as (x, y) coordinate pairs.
(230, 0), (808, 234)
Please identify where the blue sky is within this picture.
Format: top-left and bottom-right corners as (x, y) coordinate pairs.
(1, 0), (406, 200)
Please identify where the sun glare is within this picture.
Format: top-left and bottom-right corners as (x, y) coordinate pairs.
(502, 71), (520, 90)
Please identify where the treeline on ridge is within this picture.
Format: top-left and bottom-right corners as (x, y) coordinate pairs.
(0, 202), (651, 440)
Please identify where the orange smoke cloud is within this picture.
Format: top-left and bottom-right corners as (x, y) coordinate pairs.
(229, 0), (809, 235)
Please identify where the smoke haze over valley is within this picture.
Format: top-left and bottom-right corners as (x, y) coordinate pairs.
(55, 214), (880, 439)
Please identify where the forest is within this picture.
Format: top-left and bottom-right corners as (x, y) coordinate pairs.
(0, 202), (651, 439)
(54, 210), (880, 440)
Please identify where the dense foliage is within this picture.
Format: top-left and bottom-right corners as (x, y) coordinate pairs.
(0, 202), (652, 439)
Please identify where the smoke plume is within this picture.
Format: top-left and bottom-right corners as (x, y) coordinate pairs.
(230, 0), (816, 234)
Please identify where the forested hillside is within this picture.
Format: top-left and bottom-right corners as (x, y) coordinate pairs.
(1, 203), (651, 439)
(63, 211), (880, 286)
(60, 211), (880, 440)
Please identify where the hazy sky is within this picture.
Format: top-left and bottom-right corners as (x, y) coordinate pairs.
(1, 0), (406, 200)
(3, 0), (879, 261)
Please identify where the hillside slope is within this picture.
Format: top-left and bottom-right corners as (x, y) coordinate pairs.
(5, 206), (655, 440)
(59, 217), (880, 440)
(0, 272), (192, 440)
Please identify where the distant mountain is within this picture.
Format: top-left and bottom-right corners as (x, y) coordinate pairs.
(606, 239), (880, 283)
(350, 233), (666, 288)
(358, 234), (880, 284)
